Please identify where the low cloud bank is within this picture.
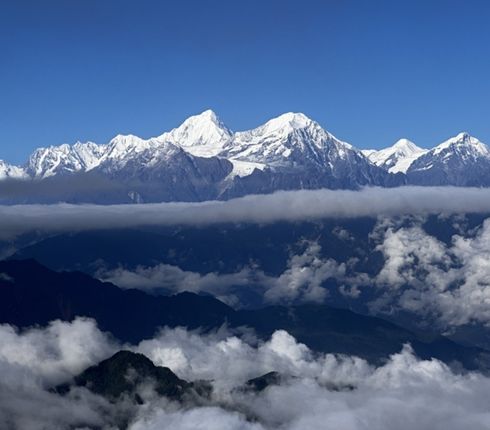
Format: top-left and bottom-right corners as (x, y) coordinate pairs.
(3, 186), (490, 239)
(98, 241), (350, 307)
(1, 318), (490, 429)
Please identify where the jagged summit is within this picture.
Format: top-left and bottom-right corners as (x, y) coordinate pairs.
(433, 132), (489, 156)
(26, 141), (106, 178)
(406, 132), (490, 186)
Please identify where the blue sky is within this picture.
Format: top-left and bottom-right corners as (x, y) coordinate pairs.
(1, 0), (490, 163)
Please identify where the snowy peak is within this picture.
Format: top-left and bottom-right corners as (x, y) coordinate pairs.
(392, 138), (421, 153)
(433, 132), (489, 157)
(27, 141), (106, 178)
(103, 134), (157, 160)
(365, 139), (427, 173)
(407, 132), (490, 184)
(160, 109), (232, 157)
(257, 112), (314, 135)
(236, 112), (333, 143)
(221, 112), (358, 170)
(6, 111), (490, 197)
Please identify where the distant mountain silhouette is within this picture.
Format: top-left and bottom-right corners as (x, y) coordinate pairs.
(0, 259), (488, 370)
(57, 350), (211, 402)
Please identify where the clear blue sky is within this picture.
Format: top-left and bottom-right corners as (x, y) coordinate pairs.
(1, 0), (490, 163)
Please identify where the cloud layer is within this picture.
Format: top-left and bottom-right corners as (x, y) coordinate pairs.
(2, 318), (490, 430)
(4, 186), (490, 239)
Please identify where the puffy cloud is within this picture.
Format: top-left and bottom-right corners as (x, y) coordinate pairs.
(0, 318), (116, 386)
(133, 329), (490, 430)
(1, 318), (490, 430)
(237, 351), (490, 430)
(370, 218), (490, 328)
(0, 318), (123, 429)
(374, 224), (453, 289)
(3, 186), (490, 239)
(136, 328), (371, 393)
(262, 241), (346, 303)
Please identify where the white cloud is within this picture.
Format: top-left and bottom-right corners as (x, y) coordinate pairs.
(1, 318), (490, 430)
(132, 329), (490, 430)
(370, 218), (490, 328)
(0, 318), (122, 429)
(3, 186), (490, 239)
(0, 318), (116, 386)
(99, 241), (349, 306)
(98, 264), (262, 307)
(262, 241), (345, 303)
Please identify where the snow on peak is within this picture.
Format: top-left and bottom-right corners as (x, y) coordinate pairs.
(101, 134), (159, 161)
(159, 109), (232, 157)
(220, 112), (356, 168)
(196, 109), (220, 121)
(26, 141), (106, 178)
(433, 132), (489, 156)
(258, 112), (313, 135)
(365, 139), (427, 174)
(231, 112), (328, 144)
(456, 131), (471, 140)
(392, 138), (421, 153)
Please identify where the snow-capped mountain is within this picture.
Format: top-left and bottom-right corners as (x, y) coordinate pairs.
(159, 109), (232, 157)
(97, 134), (172, 172)
(0, 110), (394, 203)
(222, 112), (348, 168)
(0, 160), (27, 180)
(218, 112), (395, 192)
(1, 111), (489, 203)
(26, 142), (106, 178)
(363, 139), (427, 174)
(222, 113), (324, 166)
(407, 132), (490, 186)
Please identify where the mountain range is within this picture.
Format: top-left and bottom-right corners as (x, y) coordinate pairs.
(1, 110), (489, 203)
(1, 258), (488, 370)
